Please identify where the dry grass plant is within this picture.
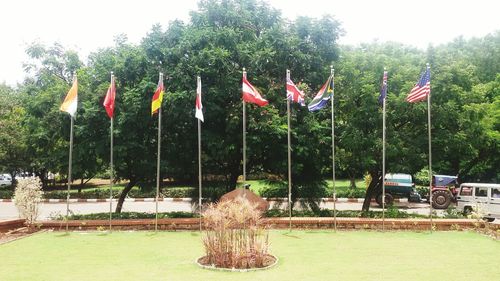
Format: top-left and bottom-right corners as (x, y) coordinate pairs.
(201, 197), (271, 269)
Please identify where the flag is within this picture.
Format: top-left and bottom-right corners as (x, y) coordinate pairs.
(103, 77), (116, 118)
(242, 76), (268, 107)
(406, 67), (430, 103)
(287, 78), (305, 106)
(60, 77), (78, 117)
(195, 77), (203, 122)
(151, 75), (164, 115)
(308, 75), (334, 112)
(378, 70), (388, 105)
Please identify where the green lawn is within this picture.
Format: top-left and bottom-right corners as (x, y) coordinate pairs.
(1, 231), (498, 281)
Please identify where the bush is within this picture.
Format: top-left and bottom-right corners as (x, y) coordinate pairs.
(415, 168), (430, 186)
(13, 178), (44, 225)
(53, 211), (197, 220)
(202, 198), (271, 269)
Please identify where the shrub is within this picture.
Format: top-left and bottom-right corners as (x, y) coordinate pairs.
(13, 177), (44, 225)
(201, 198), (271, 269)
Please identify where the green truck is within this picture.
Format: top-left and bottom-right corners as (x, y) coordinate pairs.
(376, 173), (421, 206)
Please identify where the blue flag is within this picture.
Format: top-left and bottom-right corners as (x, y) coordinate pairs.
(378, 71), (388, 105)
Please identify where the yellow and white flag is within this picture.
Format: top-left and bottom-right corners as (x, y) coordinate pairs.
(60, 77), (78, 117)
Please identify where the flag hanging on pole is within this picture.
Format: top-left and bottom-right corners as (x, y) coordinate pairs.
(103, 76), (116, 118)
(287, 78), (305, 106)
(406, 67), (430, 103)
(242, 76), (268, 107)
(60, 77), (78, 117)
(195, 77), (204, 122)
(378, 70), (388, 105)
(308, 75), (334, 112)
(151, 75), (164, 115)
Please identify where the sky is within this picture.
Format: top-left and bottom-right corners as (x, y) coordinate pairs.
(1, 0), (499, 86)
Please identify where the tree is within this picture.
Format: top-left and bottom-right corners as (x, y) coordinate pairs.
(0, 83), (29, 184)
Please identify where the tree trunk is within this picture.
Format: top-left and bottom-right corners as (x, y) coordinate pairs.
(361, 171), (382, 213)
(78, 178), (84, 194)
(349, 174), (357, 189)
(115, 178), (138, 213)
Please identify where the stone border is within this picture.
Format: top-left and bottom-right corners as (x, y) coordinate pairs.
(196, 254), (278, 272)
(0, 198), (406, 203)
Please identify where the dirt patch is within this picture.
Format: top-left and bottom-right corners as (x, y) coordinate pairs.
(197, 254), (277, 271)
(0, 228), (41, 245)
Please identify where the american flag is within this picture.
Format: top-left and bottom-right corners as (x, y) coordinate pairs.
(378, 70), (388, 105)
(286, 78), (305, 106)
(406, 67), (430, 103)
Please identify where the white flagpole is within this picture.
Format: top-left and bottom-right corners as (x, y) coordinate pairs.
(155, 72), (163, 232)
(109, 72), (114, 232)
(382, 68), (387, 231)
(331, 66), (337, 232)
(242, 68), (247, 185)
(286, 69), (292, 231)
(197, 76), (202, 232)
(427, 63), (433, 232)
(65, 73), (76, 232)
(66, 115), (74, 232)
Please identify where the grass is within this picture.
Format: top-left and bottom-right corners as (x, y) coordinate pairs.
(241, 179), (366, 197)
(1, 231), (498, 281)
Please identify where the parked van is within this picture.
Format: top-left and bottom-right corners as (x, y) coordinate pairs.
(456, 183), (500, 222)
(0, 174), (12, 187)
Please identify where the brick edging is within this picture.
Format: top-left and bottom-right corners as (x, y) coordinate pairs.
(0, 198), (407, 203)
(34, 218), (499, 231)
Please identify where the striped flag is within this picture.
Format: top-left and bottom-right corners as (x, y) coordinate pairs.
(406, 67), (430, 103)
(287, 78), (305, 106)
(308, 75), (334, 112)
(378, 70), (388, 105)
(151, 74), (164, 115)
(60, 77), (78, 117)
(195, 76), (203, 122)
(103, 76), (116, 118)
(242, 76), (268, 107)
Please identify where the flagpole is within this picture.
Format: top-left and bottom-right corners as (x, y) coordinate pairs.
(427, 63), (433, 232)
(109, 72), (114, 232)
(286, 70), (292, 231)
(155, 72), (163, 232)
(382, 68), (387, 231)
(242, 68), (247, 184)
(65, 115), (74, 232)
(197, 76), (202, 232)
(330, 66), (337, 232)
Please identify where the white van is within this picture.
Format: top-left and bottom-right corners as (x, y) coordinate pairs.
(456, 183), (500, 221)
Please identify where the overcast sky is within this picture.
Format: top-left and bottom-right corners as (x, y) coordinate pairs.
(1, 0), (499, 86)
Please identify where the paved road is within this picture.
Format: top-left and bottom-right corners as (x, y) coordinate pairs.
(0, 200), (444, 220)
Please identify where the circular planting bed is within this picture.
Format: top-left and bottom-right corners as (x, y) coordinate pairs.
(196, 254), (278, 272)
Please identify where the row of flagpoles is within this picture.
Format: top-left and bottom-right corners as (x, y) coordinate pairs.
(59, 64), (432, 232)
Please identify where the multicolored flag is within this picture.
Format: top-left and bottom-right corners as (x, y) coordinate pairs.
(103, 76), (116, 118)
(151, 74), (164, 115)
(242, 76), (268, 107)
(406, 67), (430, 103)
(308, 75), (334, 112)
(195, 76), (204, 122)
(378, 70), (388, 105)
(60, 77), (78, 117)
(287, 78), (305, 106)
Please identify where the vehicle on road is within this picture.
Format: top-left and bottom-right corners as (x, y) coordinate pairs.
(0, 174), (12, 187)
(376, 173), (421, 206)
(431, 175), (459, 209)
(456, 183), (500, 222)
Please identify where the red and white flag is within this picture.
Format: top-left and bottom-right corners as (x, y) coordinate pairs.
(103, 76), (116, 118)
(242, 75), (268, 107)
(286, 78), (305, 106)
(195, 76), (203, 122)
